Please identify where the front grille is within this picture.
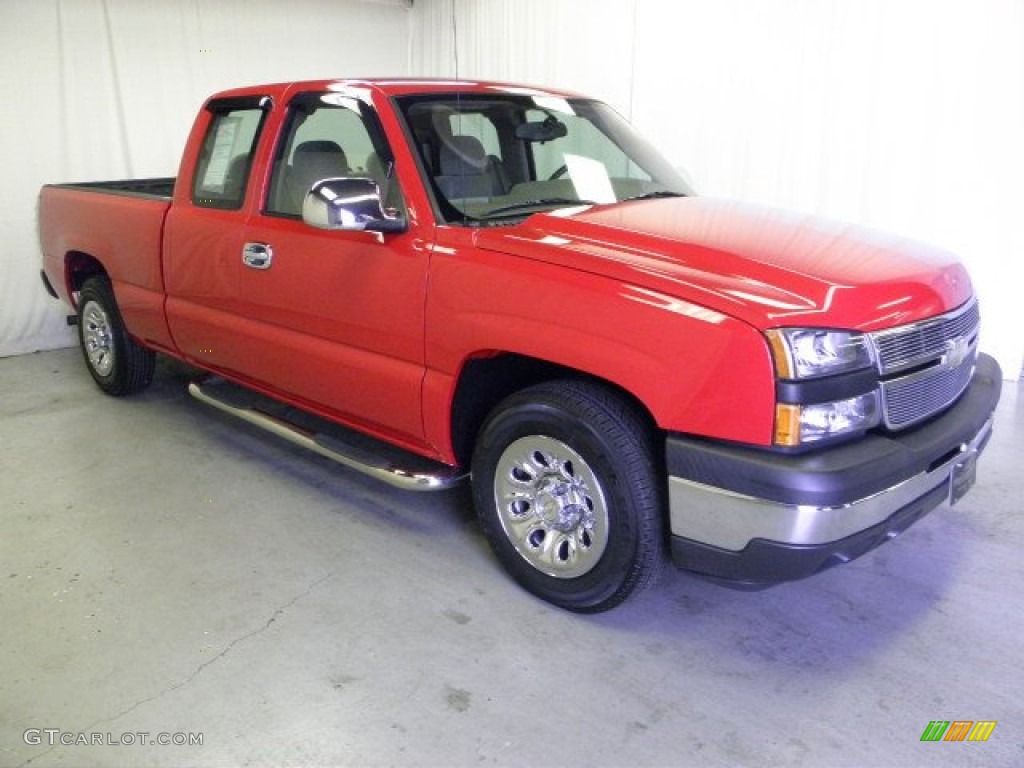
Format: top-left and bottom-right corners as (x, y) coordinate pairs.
(869, 299), (979, 430)
(871, 300), (979, 375)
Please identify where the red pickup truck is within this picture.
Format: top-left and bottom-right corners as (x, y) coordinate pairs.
(39, 78), (1002, 611)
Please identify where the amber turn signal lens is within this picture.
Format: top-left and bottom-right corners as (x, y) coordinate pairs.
(774, 403), (802, 447)
(765, 330), (794, 379)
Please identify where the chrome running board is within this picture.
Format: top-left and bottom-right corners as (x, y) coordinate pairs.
(188, 377), (467, 492)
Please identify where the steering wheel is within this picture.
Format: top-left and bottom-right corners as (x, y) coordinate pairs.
(547, 164), (568, 180)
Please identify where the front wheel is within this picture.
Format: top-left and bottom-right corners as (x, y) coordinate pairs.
(471, 380), (664, 612)
(77, 277), (155, 396)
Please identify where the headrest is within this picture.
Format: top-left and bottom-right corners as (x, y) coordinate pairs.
(440, 135), (489, 173)
(292, 140), (349, 175)
(295, 140), (345, 157)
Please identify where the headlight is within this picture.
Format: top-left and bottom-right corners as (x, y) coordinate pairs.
(775, 393), (881, 446)
(767, 328), (880, 446)
(766, 328), (874, 379)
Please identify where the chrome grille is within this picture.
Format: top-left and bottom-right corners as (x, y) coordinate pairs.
(872, 299), (979, 375)
(869, 299), (979, 430)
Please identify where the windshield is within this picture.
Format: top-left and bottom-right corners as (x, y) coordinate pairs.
(396, 92), (693, 225)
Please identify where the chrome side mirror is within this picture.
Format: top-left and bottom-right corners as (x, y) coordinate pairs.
(302, 178), (406, 234)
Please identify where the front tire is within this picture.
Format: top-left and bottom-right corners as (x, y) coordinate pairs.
(77, 277), (155, 396)
(471, 380), (664, 612)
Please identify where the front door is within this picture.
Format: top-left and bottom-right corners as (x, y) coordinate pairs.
(229, 92), (430, 447)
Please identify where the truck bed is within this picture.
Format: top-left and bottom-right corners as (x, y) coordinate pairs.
(38, 179), (175, 350)
(45, 177), (175, 200)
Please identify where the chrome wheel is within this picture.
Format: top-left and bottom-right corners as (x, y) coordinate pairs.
(76, 277), (155, 395)
(493, 435), (609, 578)
(82, 300), (115, 377)
(473, 381), (664, 612)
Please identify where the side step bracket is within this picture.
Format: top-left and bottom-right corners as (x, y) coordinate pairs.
(188, 377), (467, 492)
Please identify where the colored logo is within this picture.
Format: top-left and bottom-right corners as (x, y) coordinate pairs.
(920, 720), (997, 742)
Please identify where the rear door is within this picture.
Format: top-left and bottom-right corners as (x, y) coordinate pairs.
(164, 94), (271, 372)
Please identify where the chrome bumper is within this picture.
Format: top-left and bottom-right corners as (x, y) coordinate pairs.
(668, 414), (992, 552)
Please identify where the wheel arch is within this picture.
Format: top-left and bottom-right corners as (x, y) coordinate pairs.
(64, 251), (109, 305)
(448, 351), (662, 469)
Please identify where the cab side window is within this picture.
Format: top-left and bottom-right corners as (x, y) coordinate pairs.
(266, 93), (394, 217)
(192, 97), (269, 209)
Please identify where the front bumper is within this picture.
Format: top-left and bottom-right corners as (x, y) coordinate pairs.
(666, 353), (1002, 587)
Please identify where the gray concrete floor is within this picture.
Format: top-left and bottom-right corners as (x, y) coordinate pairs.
(1, 347), (1021, 768)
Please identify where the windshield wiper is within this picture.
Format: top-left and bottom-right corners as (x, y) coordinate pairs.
(621, 190), (687, 202)
(481, 198), (597, 218)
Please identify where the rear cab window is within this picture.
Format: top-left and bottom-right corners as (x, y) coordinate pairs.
(192, 96), (271, 209)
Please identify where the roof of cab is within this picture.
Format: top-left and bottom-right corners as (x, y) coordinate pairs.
(206, 78), (586, 103)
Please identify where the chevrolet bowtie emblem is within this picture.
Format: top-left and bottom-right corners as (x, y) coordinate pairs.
(943, 336), (971, 368)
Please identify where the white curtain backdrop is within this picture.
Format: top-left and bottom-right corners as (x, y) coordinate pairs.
(4, 0), (1021, 381)
(411, 0), (1024, 381)
(0, 0), (412, 357)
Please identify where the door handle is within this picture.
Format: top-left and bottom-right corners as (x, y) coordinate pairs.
(242, 242), (274, 270)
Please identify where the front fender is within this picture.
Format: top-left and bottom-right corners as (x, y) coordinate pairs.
(422, 235), (774, 462)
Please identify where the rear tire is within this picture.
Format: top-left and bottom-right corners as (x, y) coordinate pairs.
(77, 277), (155, 396)
(471, 380), (664, 612)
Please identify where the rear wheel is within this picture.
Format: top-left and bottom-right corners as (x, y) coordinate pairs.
(77, 277), (155, 395)
(471, 380), (664, 612)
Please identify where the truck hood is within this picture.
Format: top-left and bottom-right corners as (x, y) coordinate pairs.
(474, 197), (973, 331)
